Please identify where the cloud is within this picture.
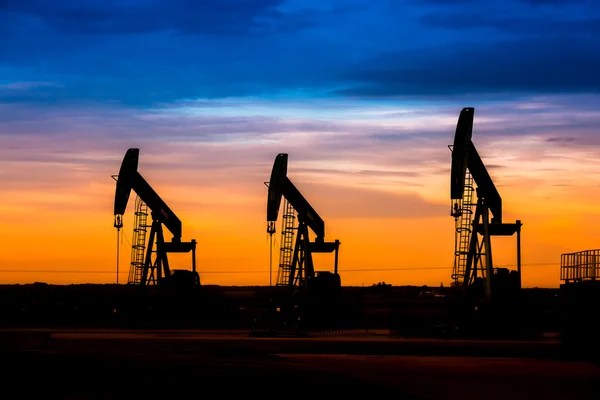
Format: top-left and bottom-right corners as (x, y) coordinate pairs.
(406, 0), (477, 5)
(2, 0), (599, 105)
(0, 81), (64, 102)
(0, 81), (61, 90)
(336, 36), (600, 97)
(0, 1), (338, 105)
(1, 92), (600, 288)
(0, 0), (315, 37)
(420, 14), (600, 36)
(522, 0), (592, 5)
(2, 94), (600, 208)
(288, 182), (448, 219)
(296, 168), (422, 178)
(412, 0), (593, 7)
(546, 137), (576, 143)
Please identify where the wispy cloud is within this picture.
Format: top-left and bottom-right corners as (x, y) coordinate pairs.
(2, 0), (598, 105)
(1, 95), (598, 286)
(0, 81), (62, 90)
(2, 94), (599, 207)
(2, 0), (600, 286)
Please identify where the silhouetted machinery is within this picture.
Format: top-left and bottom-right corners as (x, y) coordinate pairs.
(448, 108), (527, 337)
(113, 148), (200, 289)
(559, 250), (600, 361)
(259, 153), (342, 331)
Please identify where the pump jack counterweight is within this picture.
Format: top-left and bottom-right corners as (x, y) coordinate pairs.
(112, 148), (200, 288)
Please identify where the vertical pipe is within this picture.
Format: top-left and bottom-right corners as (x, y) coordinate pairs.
(334, 240), (340, 274)
(516, 220), (522, 289)
(482, 207), (492, 301)
(191, 239), (197, 273)
(116, 228), (120, 284)
(269, 234), (273, 286)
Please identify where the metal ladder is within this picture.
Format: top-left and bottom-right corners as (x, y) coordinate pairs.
(128, 195), (149, 284)
(452, 172), (475, 284)
(277, 199), (296, 286)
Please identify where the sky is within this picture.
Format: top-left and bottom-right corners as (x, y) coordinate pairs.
(1, 0), (600, 287)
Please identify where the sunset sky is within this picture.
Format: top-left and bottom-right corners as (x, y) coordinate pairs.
(1, 0), (600, 287)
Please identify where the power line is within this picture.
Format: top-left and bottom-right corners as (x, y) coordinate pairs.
(0, 263), (559, 275)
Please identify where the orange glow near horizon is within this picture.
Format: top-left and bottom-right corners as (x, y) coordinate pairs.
(1, 96), (600, 288)
(0, 174), (595, 288)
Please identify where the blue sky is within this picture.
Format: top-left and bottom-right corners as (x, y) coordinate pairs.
(2, 0), (599, 105)
(1, 0), (600, 285)
(2, 0), (599, 202)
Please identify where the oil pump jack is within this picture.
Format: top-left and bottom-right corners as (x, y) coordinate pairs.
(266, 153), (341, 296)
(258, 153), (342, 332)
(113, 148), (200, 289)
(449, 108), (525, 336)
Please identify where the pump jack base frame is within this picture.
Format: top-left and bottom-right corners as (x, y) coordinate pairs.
(287, 219), (340, 290)
(462, 195), (522, 301)
(140, 220), (198, 286)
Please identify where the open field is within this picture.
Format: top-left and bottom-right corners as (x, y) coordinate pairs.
(282, 354), (600, 400)
(0, 284), (561, 333)
(2, 329), (561, 358)
(2, 329), (599, 399)
(3, 283), (597, 398)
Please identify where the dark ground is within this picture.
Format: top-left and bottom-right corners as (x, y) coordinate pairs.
(3, 330), (600, 399)
(7, 348), (403, 398)
(1, 283), (596, 398)
(0, 284), (561, 334)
